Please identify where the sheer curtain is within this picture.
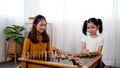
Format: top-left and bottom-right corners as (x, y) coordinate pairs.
(0, 0), (24, 62)
(0, 0), (24, 25)
(115, 0), (120, 67)
(24, 0), (120, 67)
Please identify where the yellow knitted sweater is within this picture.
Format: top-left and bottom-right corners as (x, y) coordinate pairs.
(22, 34), (50, 58)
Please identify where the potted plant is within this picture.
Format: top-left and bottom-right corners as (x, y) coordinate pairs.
(4, 25), (25, 62)
(4, 25), (25, 44)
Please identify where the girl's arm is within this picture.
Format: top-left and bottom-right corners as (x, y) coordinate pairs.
(97, 36), (104, 54)
(97, 46), (103, 54)
(81, 42), (89, 53)
(82, 42), (86, 50)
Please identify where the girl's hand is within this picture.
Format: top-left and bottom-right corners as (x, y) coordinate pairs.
(82, 49), (89, 53)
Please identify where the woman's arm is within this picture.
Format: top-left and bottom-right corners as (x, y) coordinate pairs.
(22, 38), (30, 58)
(46, 40), (50, 61)
(46, 40), (50, 51)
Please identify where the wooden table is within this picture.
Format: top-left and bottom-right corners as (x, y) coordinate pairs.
(84, 55), (102, 68)
(19, 55), (102, 68)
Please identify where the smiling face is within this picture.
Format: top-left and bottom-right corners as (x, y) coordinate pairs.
(87, 22), (99, 36)
(36, 19), (47, 33)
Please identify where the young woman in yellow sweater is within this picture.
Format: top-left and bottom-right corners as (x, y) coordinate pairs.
(22, 14), (50, 59)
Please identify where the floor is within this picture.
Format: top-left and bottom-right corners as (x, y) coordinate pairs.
(0, 61), (19, 68)
(105, 66), (120, 68)
(0, 60), (120, 68)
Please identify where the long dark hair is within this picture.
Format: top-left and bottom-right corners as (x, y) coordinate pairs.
(82, 18), (103, 35)
(27, 15), (49, 43)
